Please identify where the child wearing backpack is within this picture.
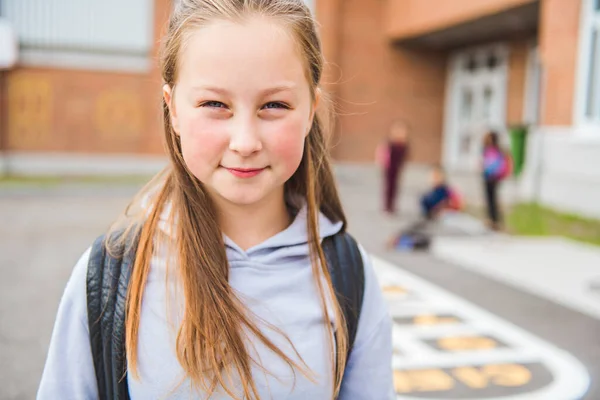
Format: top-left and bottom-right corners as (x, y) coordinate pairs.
(386, 165), (463, 251)
(419, 165), (455, 220)
(37, 1), (393, 399)
(482, 130), (511, 231)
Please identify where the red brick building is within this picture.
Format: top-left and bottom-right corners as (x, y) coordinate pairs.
(318, 0), (580, 164)
(0, 0), (172, 175)
(320, 0), (600, 218)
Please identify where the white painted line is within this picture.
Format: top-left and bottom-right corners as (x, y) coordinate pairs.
(392, 350), (540, 370)
(3, 152), (168, 176)
(432, 236), (600, 321)
(371, 255), (590, 400)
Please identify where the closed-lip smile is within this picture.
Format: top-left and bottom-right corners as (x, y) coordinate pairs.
(223, 166), (266, 178)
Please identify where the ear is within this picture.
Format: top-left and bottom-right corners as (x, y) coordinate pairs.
(162, 84), (180, 135)
(307, 88), (321, 136)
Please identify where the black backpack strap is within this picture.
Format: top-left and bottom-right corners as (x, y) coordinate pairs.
(87, 229), (364, 399)
(87, 232), (137, 400)
(322, 231), (366, 365)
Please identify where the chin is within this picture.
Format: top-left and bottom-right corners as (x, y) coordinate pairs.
(216, 187), (269, 207)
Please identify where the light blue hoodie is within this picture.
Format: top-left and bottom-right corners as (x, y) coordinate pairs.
(37, 206), (394, 399)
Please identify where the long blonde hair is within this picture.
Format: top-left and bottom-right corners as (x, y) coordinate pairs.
(109, 1), (349, 398)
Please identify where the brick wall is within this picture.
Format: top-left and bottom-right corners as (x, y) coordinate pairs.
(5, 0), (575, 165)
(2, 0), (171, 155)
(507, 40), (530, 125)
(5, 68), (163, 153)
(538, 0), (582, 126)
(319, 0), (447, 163)
(386, 0), (537, 39)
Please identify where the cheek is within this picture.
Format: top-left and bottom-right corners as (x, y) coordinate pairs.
(267, 118), (307, 174)
(179, 113), (226, 174)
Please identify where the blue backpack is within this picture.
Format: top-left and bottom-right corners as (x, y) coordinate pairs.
(484, 148), (511, 180)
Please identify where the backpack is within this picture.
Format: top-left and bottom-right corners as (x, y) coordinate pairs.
(395, 231), (431, 251)
(484, 148), (512, 181)
(498, 153), (513, 180)
(86, 230), (365, 400)
(393, 219), (432, 251)
(447, 188), (463, 211)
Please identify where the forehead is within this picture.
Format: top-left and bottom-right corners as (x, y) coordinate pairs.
(392, 121), (407, 130)
(177, 17), (309, 89)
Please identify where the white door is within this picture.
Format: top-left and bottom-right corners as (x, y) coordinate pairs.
(444, 45), (508, 171)
(524, 44), (542, 125)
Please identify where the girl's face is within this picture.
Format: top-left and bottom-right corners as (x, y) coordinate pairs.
(389, 123), (407, 143)
(431, 169), (444, 186)
(164, 17), (317, 208)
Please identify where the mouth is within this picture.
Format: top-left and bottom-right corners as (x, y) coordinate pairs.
(223, 166), (266, 178)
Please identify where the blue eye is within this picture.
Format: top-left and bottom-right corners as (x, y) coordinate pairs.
(201, 101), (227, 109)
(263, 102), (289, 110)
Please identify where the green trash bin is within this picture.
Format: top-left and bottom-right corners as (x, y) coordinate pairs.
(509, 126), (528, 177)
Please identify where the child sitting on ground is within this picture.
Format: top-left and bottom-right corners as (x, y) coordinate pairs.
(420, 165), (461, 219)
(387, 165), (462, 250)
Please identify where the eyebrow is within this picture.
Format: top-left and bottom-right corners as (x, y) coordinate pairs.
(190, 84), (297, 97)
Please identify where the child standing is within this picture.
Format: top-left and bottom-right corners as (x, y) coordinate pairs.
(37, 1), (393, 399)
(482, 131), (510, 231)
(377, 119), (410, 214)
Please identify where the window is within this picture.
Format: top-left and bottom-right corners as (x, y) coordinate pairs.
(0, 0), (154, 72)
(586, 30), (599, 119)
(303, 0), (315, 14)
(464, 56), (478, 73)
(460, 88), (474, 120)
(578, 0), (600, 123)
(483, 86), (493, 120)
(523, 45), (542, 125)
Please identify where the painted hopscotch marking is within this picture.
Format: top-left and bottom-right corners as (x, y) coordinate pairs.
(372, 256), (590, 400)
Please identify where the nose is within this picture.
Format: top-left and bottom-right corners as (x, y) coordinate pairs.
(229, 117), (263, 156)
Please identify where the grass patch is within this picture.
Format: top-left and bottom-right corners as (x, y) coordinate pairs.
(506, 203), (600, 246)
(0, 174), (152, 188)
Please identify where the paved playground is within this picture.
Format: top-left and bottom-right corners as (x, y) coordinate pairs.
(1, 166), (598, 399)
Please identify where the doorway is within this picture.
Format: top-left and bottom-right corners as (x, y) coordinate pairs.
(444, 45), (509, 171)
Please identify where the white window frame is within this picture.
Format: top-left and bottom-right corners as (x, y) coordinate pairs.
(303, 0), (315, 14)
(523, 42), (542, 126)
(574, 0), (600, 134)
(1, 0), (154, 73)
(442, 43), (510, 171)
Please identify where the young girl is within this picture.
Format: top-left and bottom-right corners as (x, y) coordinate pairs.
(376, 119), (409, 214)
(37, 1), (393, 399)
(482, 130), (510, 231)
